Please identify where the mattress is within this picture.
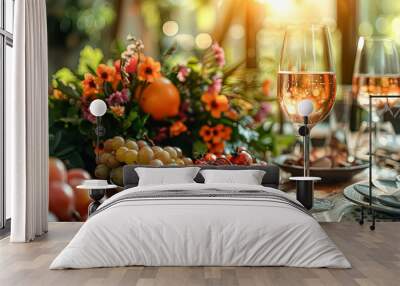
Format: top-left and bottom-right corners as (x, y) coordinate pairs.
(50, 183), (351, 269)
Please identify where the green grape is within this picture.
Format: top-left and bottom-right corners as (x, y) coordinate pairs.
(175, 147), (183, 158)
(125, 140), (139, 151)
(110, 167), (123, 186)
(150, 159), (163, 166)
(116, 147), (128, 162)
(124, 150), (138, 164)
(183, 157), (193, 165)
(164, 146), (178, 159)
(137, 140), (148, 148)
(95, 164), (110, 179)
(99, 152), (112, 165)
(112, 137), (125, 151)
(103, 139), (114, 152)
(106, 155), (120, 168)
(138, 146), (154, 164)
(155, 150), (171, 164)
(151, 146), (163, 155)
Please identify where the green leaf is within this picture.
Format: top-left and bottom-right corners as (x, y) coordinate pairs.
(193, 140), (207, 157)
(77, 46), (104, 75)
(54, 79), (81, 98)
(122, 111), (138, 130)
(55, 146), (77, 158)
(79, 120), (94, 137)
(52, 68), (78, 87)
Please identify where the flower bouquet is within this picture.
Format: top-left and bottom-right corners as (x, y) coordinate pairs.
(49, 36), (285, 174)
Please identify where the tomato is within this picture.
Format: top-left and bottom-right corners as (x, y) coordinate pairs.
(67, 169), (91, 188)
(67, 169), (91, 220)
(49, 181), (74, 221)
(204, 153), (217, 162)
(49, 157), (67, 183)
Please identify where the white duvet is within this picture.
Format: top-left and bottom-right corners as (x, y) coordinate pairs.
(50, 183), (350, 269)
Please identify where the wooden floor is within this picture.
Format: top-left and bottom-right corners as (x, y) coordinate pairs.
(0, 222), (399, 286)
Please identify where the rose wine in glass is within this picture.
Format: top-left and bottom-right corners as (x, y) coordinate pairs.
(278, 71), (336, 127)
(278, 25), (336, 210)
(278, 25), (336, 129)
(353, 38), (400, 115)
(352, 38), (400, 154)
(352, 74), (400, 112)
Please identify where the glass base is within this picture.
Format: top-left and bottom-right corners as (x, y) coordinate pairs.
(312, 198), (335, 212)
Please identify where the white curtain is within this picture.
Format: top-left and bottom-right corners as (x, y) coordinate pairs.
(7, 0), (49, 242)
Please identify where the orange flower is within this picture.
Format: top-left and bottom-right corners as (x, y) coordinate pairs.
(137, 56), (161, 83)
(215, 124), (232, 141)
(199, 125), (213, 142)
(112, 72), (122, 90)
(207, 141), (225, 155)
(82, 73), (100, 97)
(110, 105), (125, 117)
(201, 92), (229, 118)
(225, 109), (239, 121)
(170, 121), (188, 137)
(262, 79), (271, 96)
(52, 89), (67, 100)
(96, 64), (116, 84)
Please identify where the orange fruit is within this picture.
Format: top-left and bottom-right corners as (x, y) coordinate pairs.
(136, 77), (180, 120)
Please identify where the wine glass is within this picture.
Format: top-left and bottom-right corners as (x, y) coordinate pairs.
(278, 25), (336, 130)
(353, 37), (400, 116)
(352, 37), (400, 153)
(278, 25), (336, 210)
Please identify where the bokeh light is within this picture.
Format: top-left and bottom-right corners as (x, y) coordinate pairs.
(229, 24), (245, 40)
(359, 21), (373, 37)
(163, 21), (179, 37)
(176, 34), (195, 50)
(375, 17), (389, 34)
(195, 33), (212, 49)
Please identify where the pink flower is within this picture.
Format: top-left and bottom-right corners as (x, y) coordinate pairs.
(254, 102), (272, 123)
(207, 76), (222, 94)
(82, 105), (96, 123)
(106, 89), (129, 106)
(177, 65), (190, 82)
(212, 43), (225, 67)
(125, 56), (138, 73)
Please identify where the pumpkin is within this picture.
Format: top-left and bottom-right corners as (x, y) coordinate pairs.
(136, 77), (180, 120)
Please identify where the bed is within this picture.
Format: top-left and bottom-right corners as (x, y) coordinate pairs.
(50, 165), (350, 269)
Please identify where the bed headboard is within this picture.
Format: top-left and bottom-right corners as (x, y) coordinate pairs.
(123, 164), (280, 189)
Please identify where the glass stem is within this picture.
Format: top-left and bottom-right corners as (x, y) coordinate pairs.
(303, 117), (310, 177)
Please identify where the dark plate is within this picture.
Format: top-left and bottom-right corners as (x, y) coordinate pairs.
(274, 155), (369, 182)
(344, 183), (400, 215)
(354, 183), (400, 209)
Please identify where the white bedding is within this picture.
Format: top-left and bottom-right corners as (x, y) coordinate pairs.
(50, 183), (351, 269)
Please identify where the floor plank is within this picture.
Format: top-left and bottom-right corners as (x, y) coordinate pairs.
(0, 222), (399, 286)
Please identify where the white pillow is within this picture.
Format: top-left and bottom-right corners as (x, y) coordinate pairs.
(136, 167), (200, 186)
(200, 169), (265, 185)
